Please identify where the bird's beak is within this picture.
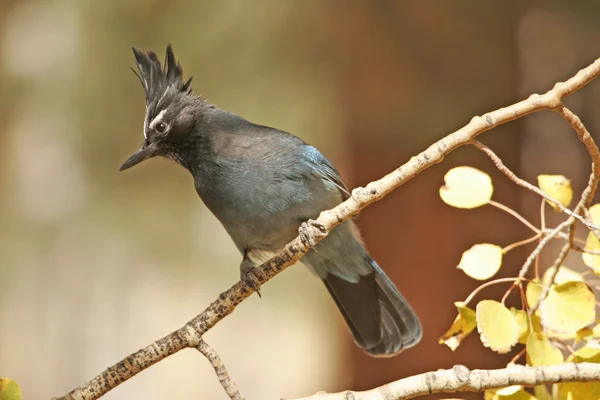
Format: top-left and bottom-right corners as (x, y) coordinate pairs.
(120, 141), (157, 171)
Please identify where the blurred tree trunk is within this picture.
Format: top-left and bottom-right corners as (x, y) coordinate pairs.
(322, 3), (526, 397)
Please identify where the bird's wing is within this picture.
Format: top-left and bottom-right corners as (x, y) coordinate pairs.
(302, 145), (351, 200)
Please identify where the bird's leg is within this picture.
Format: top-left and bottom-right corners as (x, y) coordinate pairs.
(240, 249), (261, 298)
(298, 219), (327, 247)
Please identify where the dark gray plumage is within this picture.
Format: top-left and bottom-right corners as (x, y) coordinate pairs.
(121, 45), (422, 356)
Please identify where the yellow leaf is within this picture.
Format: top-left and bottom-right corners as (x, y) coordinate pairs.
(567, 346), (600, 363)
(540, 281), (596, 334)
(511, 308), (541, 345)
(485, 389), (536, 400)
(534, 385), (551, 400)
(0, 378), (23, 400)
(496, 385), (523, 396)
(484, 391), (497, 400)
(476, 300), (519, 353)
(537, 174), (573, 211)
(579, 329), (600, 347)
(439, 302), (477, 351)
(526, 332), (564, 366)
(581, 204), (600, 274)
(582, 231), (600, 276)
(457, 244), (503, 280)
(547, 329), (577, 341)
(440, 166), (493, 209)
(511, 308), (530, 344)
(590, 204), (600, 224)
(576, 328), (594, 344)
(542, 266), (583, 286)
(556, 382), (600, 400)
(526, 279), (544, 309)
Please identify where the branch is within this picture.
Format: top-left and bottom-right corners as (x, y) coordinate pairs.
(289, 363), (600, 400)
(196, 339), (244, 400)
(57, 57), (600, 400)
(472, 140), (600, 232)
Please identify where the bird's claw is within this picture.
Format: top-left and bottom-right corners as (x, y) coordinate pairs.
(240, 259), (262, 297)
(299, 219), (327, 247)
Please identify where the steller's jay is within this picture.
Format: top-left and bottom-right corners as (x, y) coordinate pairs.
(120, 45), (422, 357)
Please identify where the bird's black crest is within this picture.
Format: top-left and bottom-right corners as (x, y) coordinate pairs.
(131, 45), (193, 106)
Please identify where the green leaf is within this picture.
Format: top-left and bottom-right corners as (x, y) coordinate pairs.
(540, 281), (596, 334)
(476, 300), (519, 353)
(438, 302), (477, 351)
(457, 244), (503, 280)
(526, 332), (564, 366)
(440, 166), (493, 209)
(0, 378), (23, 400)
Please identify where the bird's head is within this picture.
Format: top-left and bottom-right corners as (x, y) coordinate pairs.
(120, 45), (205, 171)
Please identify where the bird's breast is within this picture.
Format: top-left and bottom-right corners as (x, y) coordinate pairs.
(193, 165), (321, 252)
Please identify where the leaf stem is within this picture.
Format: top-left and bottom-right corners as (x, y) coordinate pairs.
(489, 200), (540, 234)
(503, 234), (542, 254)
(464, 277), (523, 306)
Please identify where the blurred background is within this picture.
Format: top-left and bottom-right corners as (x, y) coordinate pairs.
(2, 1), (600, 399)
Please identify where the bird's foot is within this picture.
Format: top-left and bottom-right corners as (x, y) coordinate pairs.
(240, 258), (262, 298)
(298, 219), (328, 247)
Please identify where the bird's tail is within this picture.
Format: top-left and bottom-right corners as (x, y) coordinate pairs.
(304, 223), (422, 357)
(323, 258), (422, 356)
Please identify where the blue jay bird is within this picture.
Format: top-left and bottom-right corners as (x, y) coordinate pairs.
(120, 45), (422, 356)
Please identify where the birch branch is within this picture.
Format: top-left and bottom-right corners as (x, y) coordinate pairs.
(290, 363), (600, 400)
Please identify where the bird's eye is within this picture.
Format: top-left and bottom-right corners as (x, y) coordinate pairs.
(155, 122), (168, 134)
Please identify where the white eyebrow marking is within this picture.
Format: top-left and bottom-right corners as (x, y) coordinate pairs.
(149, 109), (167, 129)
(143, 107), (150, 139)
(157, 87), (170, 108)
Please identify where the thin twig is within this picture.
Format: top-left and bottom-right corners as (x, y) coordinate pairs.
(509, 347), (527, 364)
(542, 228), (585, 243)
(57, 56), (600, 400)
(518, 220), (572, 280)
(501, 280), (519, 305)
(518, 283), (533, 335)
(463, 277), (521, 306)
(502, 233), (541, 253)
(584, 207), (600, 242)
(547, 242), (571, 283)
(536, 199), (546, 279)
(489, 200), (540, 234)
(473, 140), (600, 232)
(196, 339), (244, 400)
(557, 106), (600, 208)
(541, 199), (547, 232)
